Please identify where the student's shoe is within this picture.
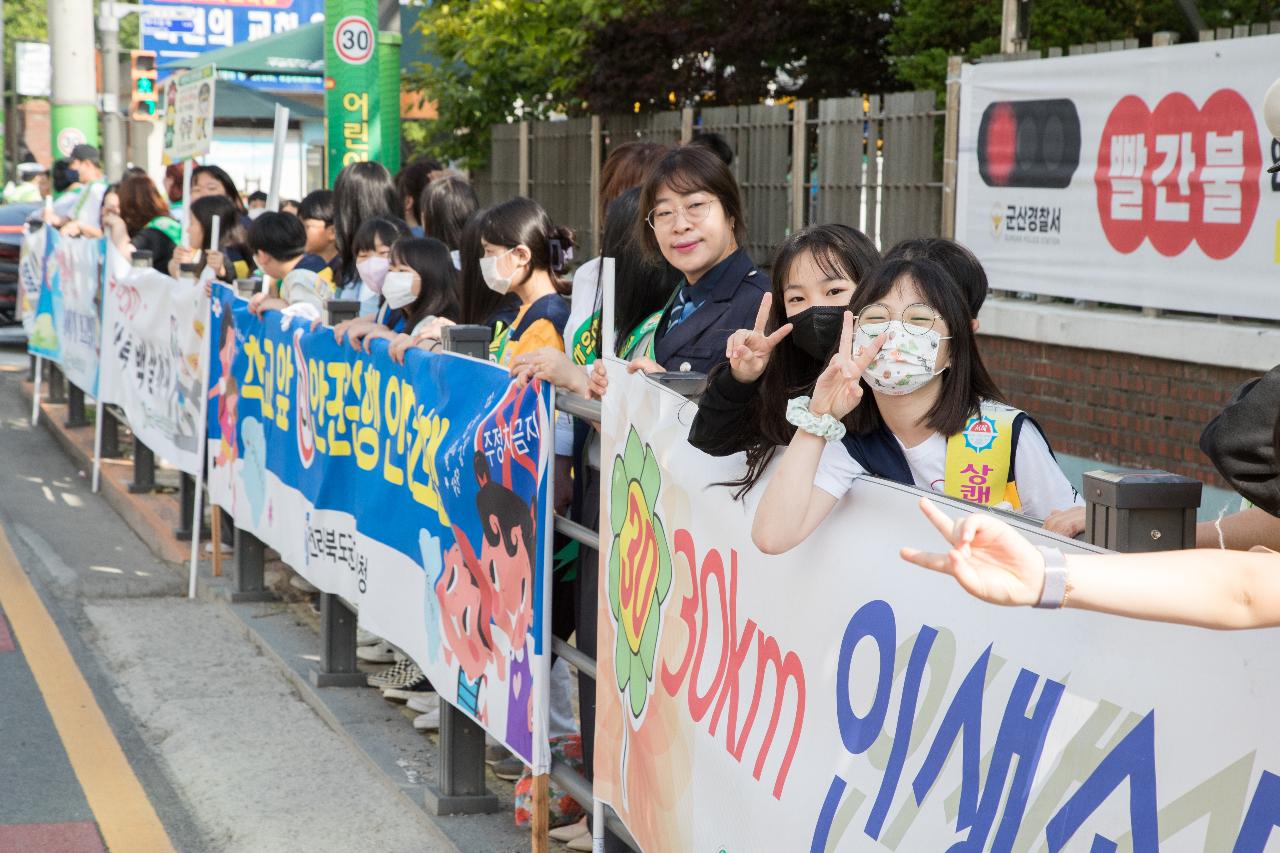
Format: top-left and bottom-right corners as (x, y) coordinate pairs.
(407, 694), (438, 715)
(549, 817), (589, 842)
(413, 709), (440, 731)
(355, 628), (380, 647)
(356, 641), (396, 664)
(492, 755), (524, 781)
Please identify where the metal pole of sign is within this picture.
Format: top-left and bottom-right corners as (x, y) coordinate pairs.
(186, 276), (214, 599)
(91, 394), (104, 493)
(179, 158), (194, 246)
(99, 0), (126, 180)
(30, 357), (42, 426)
(265, 104), (289, 212)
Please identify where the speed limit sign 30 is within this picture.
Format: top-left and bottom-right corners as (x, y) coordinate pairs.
(333, 16), (375, 65)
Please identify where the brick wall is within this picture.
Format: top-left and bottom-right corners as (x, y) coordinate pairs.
(20, 101), (52, 166)
(978, 335), (1257, 490)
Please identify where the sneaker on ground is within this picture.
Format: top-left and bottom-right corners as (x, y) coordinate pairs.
(202, 541), (234, 555)
(366, 658), (414, 689)
(484, 744), (508, 765)
(413, 708), (439, 731)
(406, 694), (439, 715)
(491, 755), (524, 781)
(355, 628), (380, 647)
(382, 676), (432, 702)
(356, 641), (396, 664)
(369, 660), (423, 690)
(566, 833), (593, 852)
(549, 818), (589, 843)
(289, 574), (318, 593)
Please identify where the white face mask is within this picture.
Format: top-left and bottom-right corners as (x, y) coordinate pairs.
(856, 320), (950, 396)
(382, 270), (418, 309)
(479, 247), (517, 294)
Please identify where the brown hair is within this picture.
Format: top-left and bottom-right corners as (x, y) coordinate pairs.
(599, 142), (667, 222)
(637, 144), (746, 257)
(117, 174), (172, 234)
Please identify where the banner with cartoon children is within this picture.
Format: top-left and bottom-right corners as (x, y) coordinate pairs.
(17, 224), (49, 343)
(594, 363), (1280, 852)
(24, 224), (61, 361)
(45, 234), (103, 395)
(98, 243), (208, 475)
(205, 284), (555, 771)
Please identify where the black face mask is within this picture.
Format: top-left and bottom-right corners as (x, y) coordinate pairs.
(788, 304), (847, 361)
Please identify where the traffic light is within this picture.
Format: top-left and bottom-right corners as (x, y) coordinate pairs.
(130, 50), (158, 121)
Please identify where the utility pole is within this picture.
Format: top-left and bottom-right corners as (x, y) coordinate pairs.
(1000, 0), (1029, 54)
(49, 0), (100, 159)
(1, 0), (7, 183)
(99, 0), (125, 180)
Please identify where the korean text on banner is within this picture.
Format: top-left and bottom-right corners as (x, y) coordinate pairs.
(594, 363), (1280, 852)
(956, 34), (1280, 320)
(324, 0), (380, 176)
(161, 64), (218, 165)
(98, 244), (208, 475)
(206, 285), (554, 771)
(47, 236), (103, 396)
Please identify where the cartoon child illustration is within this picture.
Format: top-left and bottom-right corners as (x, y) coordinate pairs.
(436, 528), (496, 724)
(210, 305), (239, 469)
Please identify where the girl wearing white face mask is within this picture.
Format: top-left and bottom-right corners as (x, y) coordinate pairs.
(752, 257), (1081, 556)
(478, 197), (574, 367)
(332, 217), (411, 345)
(349, 237), (461, 353)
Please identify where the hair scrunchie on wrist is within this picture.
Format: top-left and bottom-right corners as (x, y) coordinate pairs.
(785, 396), (846, 442)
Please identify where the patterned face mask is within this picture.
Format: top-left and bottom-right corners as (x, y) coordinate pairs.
(856, 320), (950, 396)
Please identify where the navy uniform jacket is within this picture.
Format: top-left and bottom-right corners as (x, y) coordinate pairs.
(651, 247), (769, 375)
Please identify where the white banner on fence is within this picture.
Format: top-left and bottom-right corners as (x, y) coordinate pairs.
(594, 363), (1280, 852)
(17, 225), (44, 340)
(98, 246), (207, 475)
(957, 34), (1280, 319)
(48, 236), (102, 396)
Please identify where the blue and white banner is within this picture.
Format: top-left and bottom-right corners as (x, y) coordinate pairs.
(206, 285), (555, 771)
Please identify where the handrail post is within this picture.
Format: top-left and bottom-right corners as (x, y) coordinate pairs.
(226, 528), (275, 603)
(1083, 469), (1202, 552)
(310, 593), (367, 687)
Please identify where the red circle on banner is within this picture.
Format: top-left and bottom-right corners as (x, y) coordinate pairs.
(984, 102), (1017, 186)
(1146, 92), (1200, 257)
(1195, 88), (1260, 260)
(1095, 94), (1150, 255)
(333, 16), (375, 65)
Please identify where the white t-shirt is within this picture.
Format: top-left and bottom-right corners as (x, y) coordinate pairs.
(71, 181), (107, 230)
(553, 257), (603, 457)
(813, 418), (1082, 521)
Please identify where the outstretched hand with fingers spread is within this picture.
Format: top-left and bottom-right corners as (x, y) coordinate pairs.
(725, 293), (793, 383)
(899, 498), (1047, 607)
(809, 312), (881, 420)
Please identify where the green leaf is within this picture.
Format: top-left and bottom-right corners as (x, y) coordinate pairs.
(638, 588), (661, 680)
(628, 656), (648, 718)
(608, 538), (622, 620)
(654, 516), (672, 603)
(610, 456), (628, 536)
(639, 444), (661, 505)
(623, 427), (644, 478)
(614, 620), (633, 693)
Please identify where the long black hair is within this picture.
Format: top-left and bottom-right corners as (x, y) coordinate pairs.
(479, 197), (574, 293)
(189, 195), (249, 255)
(883, 237), (989, 318)
(333, 161), (399, 284)
(719, 225), (880, 498)
(389, 237), (461, 332)
(421, 176), (478, 251)
(191, 165), (245, 213)
(592, 188), (677, 357)
(352, 217), (411, 262)
(456, 209), (507, 326)
(845, 257), (1005, 439)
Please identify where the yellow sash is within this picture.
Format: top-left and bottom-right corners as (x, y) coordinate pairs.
(944, 403), (1021, 510)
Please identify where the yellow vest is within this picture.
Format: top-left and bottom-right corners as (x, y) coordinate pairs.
(943, 402), (1024, 510)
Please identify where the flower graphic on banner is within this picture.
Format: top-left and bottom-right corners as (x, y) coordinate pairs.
(608, 427), (672, 723)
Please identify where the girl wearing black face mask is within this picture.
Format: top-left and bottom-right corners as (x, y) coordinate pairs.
(688, 225), (878, 492)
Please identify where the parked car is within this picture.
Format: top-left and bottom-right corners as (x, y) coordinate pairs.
(0, 202), (41, 325)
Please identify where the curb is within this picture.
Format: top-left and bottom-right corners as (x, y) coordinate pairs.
(19, 379), (527, 853)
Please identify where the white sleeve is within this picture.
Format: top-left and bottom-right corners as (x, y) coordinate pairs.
(282, 301), (323, 323)
(78, 184), (105, 229)
(1012, 423), (1083, 521)
(812, 440), (865, 500)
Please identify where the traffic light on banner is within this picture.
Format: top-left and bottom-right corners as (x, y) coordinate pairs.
(130, 50), (158, 121)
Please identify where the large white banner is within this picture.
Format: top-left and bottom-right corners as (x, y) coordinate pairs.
(595, 364), (1280, 851)
(98, 247), (207, 474)
(48, 236), (102, 396)
(957, 34), (1280, 319)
